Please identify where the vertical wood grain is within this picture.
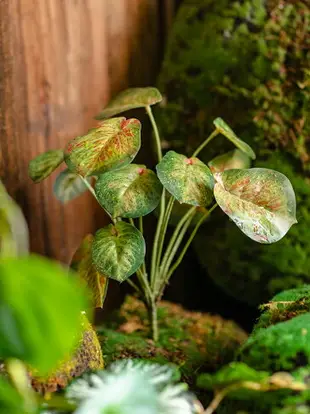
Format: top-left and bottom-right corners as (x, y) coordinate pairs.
(0, 0), (171, 263)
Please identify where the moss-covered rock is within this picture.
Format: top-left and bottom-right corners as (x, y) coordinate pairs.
(30, 313), (103, 394)
(158, 0), (309, 167)
(99, 296), (247, 386)
(194, 152), (310, 306)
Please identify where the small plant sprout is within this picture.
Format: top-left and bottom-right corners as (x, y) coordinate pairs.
(29, 87), (297, 341)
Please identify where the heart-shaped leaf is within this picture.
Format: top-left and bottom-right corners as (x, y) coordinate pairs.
(71, 235), (108, 308)
(95, 87), (162, 119)
(95, 164), (162, 218)
(65, 117), (141, 177)
(92, 222), (145, 282)
(28, 149), (64, 183)
(208, 149), (251, 174)
(213, 118), (256, 160)
(0, 181), (29, 257)
(0, 255), (88, 375)
(156, 151), (214, 206)
(214, 168), (297, 244)
(54, 168), (91, 203)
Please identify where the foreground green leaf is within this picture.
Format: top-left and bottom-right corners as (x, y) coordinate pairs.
(0, 377), (25, 414)
(208, 149), (251, 174)
(214, 168), (297, 243)
(95, 164), (162, 218)
(0, 181), (29, 258)
(0, 255), (88, 375)
(156, 151), (214, 206)
(95, 87), (162, 119)
(71, 234), (108, 308)
(28, 149), (64, 183)
(65, 117), (141, 177)
(213, 118), (256, 160)
(92, 222), (145, 282)
(53, 168), (91, 203)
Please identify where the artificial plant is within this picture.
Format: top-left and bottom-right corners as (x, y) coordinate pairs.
(29, 87), (297, 341)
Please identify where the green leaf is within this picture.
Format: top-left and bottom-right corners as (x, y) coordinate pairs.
(28, 149), (64, 183)
(156, 151), (214, 206)
(95, 87), (162, 119)
(0, 377), (25, 414)
(197, 362), (269, 390)
(95, 164), (162, 218)
(0, 255), (88, 375)
(71, 234), (109, 308)
(213, 118), (256, 160)
(65, 117), (141, 177)
(92, 222), (145, 282)
(208, 149), (251, 174)
(214, 168), (297, 243)
(53, 168), (91, 203)
(0, 181), (29, 258)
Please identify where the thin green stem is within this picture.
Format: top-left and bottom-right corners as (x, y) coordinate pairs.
(192, 129), (219, 157)
(155, 195), (175, 271)
(80, 176), (115, 224)
(138, 216), (147, 276)
(150, 189), (166, 289)
(163, 204), (218, 287)
(126, 278), (143, 296)
(146, 105), (162, 162)
(149, 298), (159, 342)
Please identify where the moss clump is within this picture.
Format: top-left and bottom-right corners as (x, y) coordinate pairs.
(30, 313), (103, 394)
(99, 296), (247, 385)
(254, 285), (310, 332)
(194, 152), (310, 306)
(158, 0), (309, 168)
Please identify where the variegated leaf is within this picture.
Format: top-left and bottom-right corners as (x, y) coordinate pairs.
(92, 222), (145, 282)
(214, 168), (297, 244)
(213, 118), (256, 160)
(65, 117), (141, 177)
(28, 149), (64, 183)
(0, 181), (29, 257)
(156, 151), (214, 206)
(54, 168), (91, 203)
(208, 149), (251, 174)
(95, 87), (162, 119)
(71, 234), (108, 308)
(95, 164), (162, 218)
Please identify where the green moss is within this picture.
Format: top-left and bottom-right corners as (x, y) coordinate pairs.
(158, 0), (309, 167)
(30, 313), (104, 394)
(194, 152), (310, 306)
(99, 296), (247, 385)
(254, 285), (310, 332)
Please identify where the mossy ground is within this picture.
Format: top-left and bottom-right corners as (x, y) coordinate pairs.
(30, 313), (103, 394)
(99, 295), (247, 388)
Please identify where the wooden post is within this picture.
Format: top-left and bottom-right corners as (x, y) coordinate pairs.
(0, 0), (163, 263)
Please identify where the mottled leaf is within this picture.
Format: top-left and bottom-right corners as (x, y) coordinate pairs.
(71, 235), (109, 308)
(54, 168), (91, 203)
(0, 255), (88, 375)
(95, 87), (162, 119)
(156, 151), (214, 206)
(65, 117), (141, 177)
(28, 149), (64, 183)
(95, 164), (162, 218)
(0, 181), (29, 257)
(213, 118), (256, 160)
(208, 149), (251, 174)
(197, 362), (269, 390)
(214, 168), (297, 243)
(92, 222), (145, 282)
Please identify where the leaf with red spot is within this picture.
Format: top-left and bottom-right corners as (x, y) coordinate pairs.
(156, 151), (214, 206)
(95, 164), (162, 218)
(214, 168), (297, 244)
(208, 149), (251, 174)
(213, 118), (256, 160)
(70, 234), (108, 308)
(95, 87), (162, 119)
(65, 117), (141, 177)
